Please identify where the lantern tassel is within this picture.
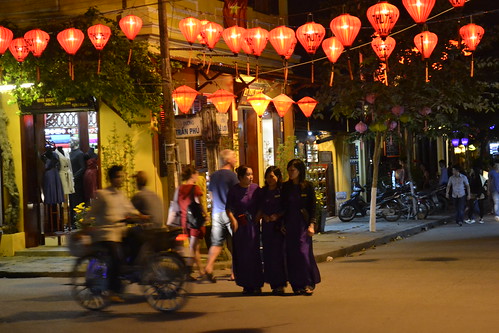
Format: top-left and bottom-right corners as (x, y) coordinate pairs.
(284, 60), (288, 87)
(347, 55), (354, 81)
(307, 118), (310, 132)
(97, 52), (101, 74)
(471, 53), (474, 77)
(425, 61), (429, 83)
(329, 65), (335, 87)
(235, 62), (239, 77)
(36, 65), (40, 83)
(311, 60), (314, 83)
(188, 49), (192, 68)
(256, 63), (259, 81)
(346, 117), (349, 132)
(384, 63), (389, 86)
(68, 56), (72, 78)
(246, 54), (250, 75)
(71, 62), (75, 81)
(206, 56), (212, 74)
(127, 48), (133, 65)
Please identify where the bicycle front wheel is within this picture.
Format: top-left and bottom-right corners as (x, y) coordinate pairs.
(71, 255), (110, 311)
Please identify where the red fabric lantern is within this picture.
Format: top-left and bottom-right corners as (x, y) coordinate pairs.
(272, 94), (294, 118)
(414, 31), (438, 59)
(371, 36), (396, 62)
(209, 89), (235, 114)
(57, 28), (84, 55)
(355, 121), (368, 134)
(179, 17), (201, 45)
(402, 0), (436, 24)
(330, 14), (361, 48)
(222, 26), (245, 54)
(24, 29), (49, 57)
(200, 21), (223, 51)
(269, 26), (296, 58)
(172, 85), (199, 114)
(448, 0), (466, 8)
(459, 23), (484, 52)
(119, 15), (143, 40)
(88, 24), (111, 50)
(9, 38), (29, 62)
(296, 22), (325, 55)
(297, 96), (318, 118)
(322, 37), (344, 63)
(197, 20), (210, 45)
(240, 34), (253, 54)
(247, 93), (271, 117)
(244, 27), (269, 57)
(367, 1), (400, 39)
(391, 105), (405, 117)
(0, 26), (13, 55)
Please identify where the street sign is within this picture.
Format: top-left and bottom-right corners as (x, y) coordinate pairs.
(175, 115), (202, 138)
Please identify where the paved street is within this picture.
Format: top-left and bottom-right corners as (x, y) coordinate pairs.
(1, 218), (499, 333)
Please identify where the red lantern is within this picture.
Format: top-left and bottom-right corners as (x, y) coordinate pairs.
(284, 37), (297, 60)
(355, 121), (368, 134)
(391, 105), (404, 117)
(0, 26), (13, 55)
(367, 1), (400, 39)
(371, 36), (396, 62)
(322, 37), (344, 63)
(57, 28), (84, 55)
(179, 17), (201, 45)
(330, 14), (361, 48)
(209, 89), (235, 114)
(172, 85), (199, 114)
(244, 27), (269, 57)
(88, 24), (111, 50)
(200, 21), (223, 51)
(296, 22), (325, 55)
(197, 20), (210, 45)
(402, 0), (436, 24)
(9, 38), (29, 62)
(459, 23), (484, 52)
(297, 96), (318, 118)
(448, 0), (466, 8)
(247, 93), (271, 117)
(240, 33), (253, 54)
(414, 31), (438, 59)
(24, 29), (49, 57)
(119, 15), (143, 40)
(269, 26), (296, 58)
(222, 26), (245, 55)
(272, 94), (294, 118)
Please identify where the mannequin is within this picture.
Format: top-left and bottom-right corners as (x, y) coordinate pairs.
(69, 139), (86, 225)
(41, 142), (65, 232)
(84, 147), (99, 204)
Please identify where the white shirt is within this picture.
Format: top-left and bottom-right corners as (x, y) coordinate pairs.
(447, 173), (469, 198)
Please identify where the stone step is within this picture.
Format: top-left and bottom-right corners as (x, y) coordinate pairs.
(15, 246), (72, 257)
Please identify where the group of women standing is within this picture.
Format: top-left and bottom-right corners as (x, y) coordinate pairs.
(226, 159), (321, 296)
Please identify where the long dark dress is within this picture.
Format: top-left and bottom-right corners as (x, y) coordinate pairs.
(282, 181), (321, 291)
(260, 186), (286, 289)
(42, 151), (65, 204)
(226, 183), (263, 290)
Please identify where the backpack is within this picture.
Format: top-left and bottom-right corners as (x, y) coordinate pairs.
(187, 186), (205, 229)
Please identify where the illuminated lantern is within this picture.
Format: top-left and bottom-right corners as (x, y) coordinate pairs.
(388, 121), (398, 131)
(57, 28), (84, 55)
(448, 0), (466, 8)
(240, 33), (253, 54)
(247, 93), (271, 117)
(209, 89), (235, 114)
(197, 20), (210, 45)
(222, 26), (245, 54)
(272, 94), (294, 117)
(296, 21), (325, 55)
(459, 23), (484, 77)
(9, 38), (29, 62)
(391, 105), (404, 117)
(414, 30), (438, 58)
(269, 26), (296, 58)
(24, 29), (49, 57)
(322, 37), (344, 86)
(0, 26), (13, 55)
(120, 15), (142, 40)
(367, 1), (400, 39)
(200, 21), (223, 51)
(179, 17), (201, 45)
(284, 37), (297, 60)
(244, 27), (269, 57)
(88, 24), (111, 50)
(297, 96), (318, 118)
(371, 36), (396, 62)
(461, 137), (469, 146)
(172, 85), (199, 114)
(355, 121), (368, 134)
(402, 0), (436, 24)
(330, 14), (361, 48)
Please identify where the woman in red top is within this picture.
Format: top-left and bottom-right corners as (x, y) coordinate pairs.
(178, 165), (207, 278)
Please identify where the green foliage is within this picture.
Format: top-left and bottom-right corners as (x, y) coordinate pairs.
(275, 136), (298, 180)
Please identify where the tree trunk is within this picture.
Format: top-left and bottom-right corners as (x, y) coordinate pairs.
(369, 132), (385, 232)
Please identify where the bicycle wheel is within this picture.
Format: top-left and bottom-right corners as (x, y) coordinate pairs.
(142, 253), (190, 312)
(380, 200), (401, 222)
(416, 201), (429, 220)
(71, 255), (110, 311)
(338, 205), (356, 222)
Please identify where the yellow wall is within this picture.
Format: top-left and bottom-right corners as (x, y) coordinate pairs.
(317, 134), (351, 198)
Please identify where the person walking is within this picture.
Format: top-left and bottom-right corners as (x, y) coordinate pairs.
(226, 165), (263, 294)
(446, 166), (471, 226)
(257, 166), (287, 295)
(281, 159), (321, 295)
(489, 161), (499, 222)
(131, 171), (165, 229)
(203, 149), (239, 282)
(465, 167), (487, 224)
(438, 160), (449, 185)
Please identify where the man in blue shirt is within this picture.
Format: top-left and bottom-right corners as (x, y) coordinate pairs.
(489, 162), (499, 222)
(446, 166), (471, 226)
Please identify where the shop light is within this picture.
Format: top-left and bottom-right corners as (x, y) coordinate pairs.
(461, 137), (469, 146)
(468, 144), (476, 151)
(451, 138), (460, 147)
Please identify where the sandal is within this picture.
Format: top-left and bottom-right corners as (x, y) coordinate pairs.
(303, 286), (314, 296)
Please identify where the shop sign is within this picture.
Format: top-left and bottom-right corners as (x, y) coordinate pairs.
(175, 115), (202, 138)
(20, 96), (97, 113)
(216, 113), (229, 135)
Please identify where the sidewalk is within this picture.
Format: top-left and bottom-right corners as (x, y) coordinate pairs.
(0, 214), (454, 278)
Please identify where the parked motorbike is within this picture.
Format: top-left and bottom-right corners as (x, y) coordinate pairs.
(339, 184), (401, 222)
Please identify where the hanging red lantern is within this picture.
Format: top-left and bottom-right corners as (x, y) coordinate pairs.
(366, 1), (400, 40)
(247, 93), (271, 117)
(371, 36), (396, 62)
(402, 0), (436, 24)
(269, 26), (296, 58)
(272, 94), (294, 118)
(330, 14), (361, 48)
(119, 15), (143, 40)
(355, 121), (368, 134)
(414, 31), (438, 59)
(322, 37), (344, 86)
(297, 96), (318, 118)
(296, 21), (325, 55)
(200, 21), (223, 51)
(197, 20), (210, 45)
(87, 24), (111, 50)
(391, 105), (405, 117)
(240, 33), (253, 54)
(244, 27), (269, 57)
(0, 26), (13, 55)
(208, 89), (235, 114)
(179, 17), (201, 45)
(172, 85), (199, 114)
(24, 29), (49, 57)
(448, 0), (466, 8)
(459, 23), (484, 52)
(284, 37), (297, 60)
(222, 26), (245, 55)
(57, 28), (84, 55)
(9, 38), (29, 62)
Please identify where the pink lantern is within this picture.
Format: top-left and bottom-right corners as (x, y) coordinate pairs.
(388, 121), (398, 131)
(355, 121), (368, 134)
(419, 107), (432, 116)
(391, 105), (405, 117)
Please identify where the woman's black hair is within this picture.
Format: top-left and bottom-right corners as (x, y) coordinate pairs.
(287, 158), (306, 186)
(235, 165), (251, 180)
(181, 164), (197, 181)
(263, 166), (282, 187)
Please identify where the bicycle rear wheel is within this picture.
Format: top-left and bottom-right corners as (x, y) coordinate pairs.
(71, 255), (110, 311)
